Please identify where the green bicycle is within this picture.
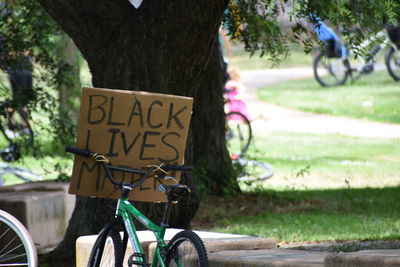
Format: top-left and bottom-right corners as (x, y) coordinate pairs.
(65, 146), (208, 267)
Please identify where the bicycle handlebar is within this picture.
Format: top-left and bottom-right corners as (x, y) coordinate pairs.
(162, 164), (192, 172)
(65, 146), (192, 190)
(65, 146), (92, 157)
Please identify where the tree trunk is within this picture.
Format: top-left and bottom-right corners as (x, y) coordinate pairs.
(192, 39), (239, 195)
(37, 0), (234, 260)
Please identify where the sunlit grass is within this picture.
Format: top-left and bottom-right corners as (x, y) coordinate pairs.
(246, 130), (400, 190)
(193, 187), (400, 243)
(258, 71), (400, 124)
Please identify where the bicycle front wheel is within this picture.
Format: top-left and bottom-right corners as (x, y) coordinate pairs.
(87, 227), (124, 267)
(385, 46), (400, 81)
(165, 230), (208, 267)
(225, 111), (252, 157)
(0, 209), (37, 267)
(313, 51), (349, 87)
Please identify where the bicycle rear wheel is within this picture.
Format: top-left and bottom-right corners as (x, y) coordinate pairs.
(313, 51), (349, 87)
(0, 209), (37, 267)
(385, 46), (400, 81)
(87, 227), (124, 267)
(165, 230), (208, 267)
(234, 158), (274, 182)
(225, 111), (252, 157)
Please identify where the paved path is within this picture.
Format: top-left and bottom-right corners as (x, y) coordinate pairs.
(239, 68), (400, 139)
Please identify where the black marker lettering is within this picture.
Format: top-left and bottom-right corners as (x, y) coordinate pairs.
(159, 132), (180, 162)
(84, 129), (91, 150)
(147, 100), (163, 129)
(128, 99), (144, 127)
(88, 95), (107, 124)
(107, 97), (125, 126)
(121, 131), (141, 156)
(139, 131), (160, 160)
(99, 170), (108, 191)
(167, 104), (187, 129)
(107, 128), (120, 157)
(77, 160), (100, 189)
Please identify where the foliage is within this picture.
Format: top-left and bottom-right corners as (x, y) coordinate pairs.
(0, 0), (78, 179)
(229, 44), (312, 70)
(224, 0), (400, 61)
(224, 0), (290, 63)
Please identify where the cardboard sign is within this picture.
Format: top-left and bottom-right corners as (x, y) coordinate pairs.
(69, 87), (193, 202)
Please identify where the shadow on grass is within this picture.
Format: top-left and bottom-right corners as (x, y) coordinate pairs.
(192, 187), (400, 244)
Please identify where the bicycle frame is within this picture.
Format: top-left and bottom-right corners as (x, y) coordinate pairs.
(351, 30), (389, 68)
(115, 197), (169, 267)
(65, 146), (196, 267)
(318, 29), (397, 84)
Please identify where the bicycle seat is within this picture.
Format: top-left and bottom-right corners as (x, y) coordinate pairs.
(157, 184), (191, 201)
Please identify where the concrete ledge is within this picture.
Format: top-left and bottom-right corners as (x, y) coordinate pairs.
(324, 249), (400, 267)
(0, 181), (75, 253)
(76, 229), (276, 267)
(208, 248), (328, 267)
(204, 237), (276, 253)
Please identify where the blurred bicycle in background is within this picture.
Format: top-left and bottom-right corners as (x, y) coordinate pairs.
(311, 17), (400, 86)
(224, 70), (274, 182)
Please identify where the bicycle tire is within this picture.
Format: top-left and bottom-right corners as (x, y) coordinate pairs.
(313, 51), (349, 87)
(0, 209), (38, 267)
(87, 226), (124, 267)
(225, 111), (252, 157)
(234, 158), (274, 182)
(385, 46), (400, 81)
(165, 230), (208, 267)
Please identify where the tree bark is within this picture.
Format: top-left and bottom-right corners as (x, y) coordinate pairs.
(37, 0), (234, 260)
(192, 39), (239, 195)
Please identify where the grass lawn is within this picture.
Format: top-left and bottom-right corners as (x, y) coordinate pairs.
(193, 68), (400, 244)
(192, 187), (400, 244)
(192, 128), (400, 243)
(258, 70), (400, 124)
(249, 131), (400, 190)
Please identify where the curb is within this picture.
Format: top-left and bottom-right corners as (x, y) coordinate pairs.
(208, 248), (329, 267)
(75, 229), (276, 267)
(324, 249), (400, 267)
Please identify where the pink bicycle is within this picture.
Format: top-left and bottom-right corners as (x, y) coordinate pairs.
(224, 81), (252, 158)
(224, 80), (274, 182)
